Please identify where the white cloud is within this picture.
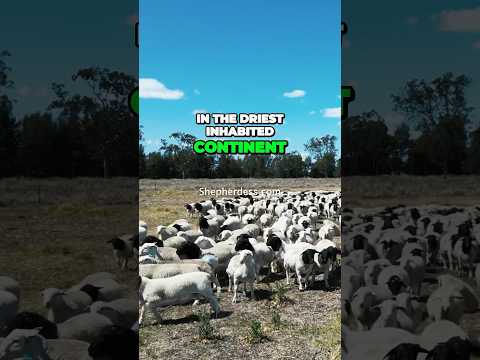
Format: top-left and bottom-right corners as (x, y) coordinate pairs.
(309, 110), (316, 115)
(193, 89), (201, 95)
(321, 107), (341, 118)
(437, 7), (480, 32)
(283, 89), (306, 98)
(139, 78), (184, 100)
(192, 109), (208, 115)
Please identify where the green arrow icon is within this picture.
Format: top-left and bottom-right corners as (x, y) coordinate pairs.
(129, 87), (139, 115)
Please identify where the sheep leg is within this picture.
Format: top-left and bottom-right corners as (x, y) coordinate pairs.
(213, 275), (222, 294)
(324, 269), (330, 289)
(285, 268), (290, 284)
(232, 282), (238, 303)
(202, 289), (220, 317)
(297, 271), (304, 291)
(250, 281), (256, 300)
(228, 276), (232, 292)
(139, 303), (145, 325)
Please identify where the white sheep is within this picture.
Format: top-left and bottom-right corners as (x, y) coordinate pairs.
(139, 272), (220, 325)
(194, 236), (216, 250)
(163, 236), (188, 249)
(139, 261), (220, 293)
(56, 312), (113, 343)
(284, 245), (317, 291)
(41, 287), (92, 323)
(156, 225), (178, 240)
(226, 250), (256, 303)
(90, 298), (137, 329)
(168, 219), (192, 231)
(0, 276), (20, 300)
(139, 225), (147, 243)
(177, 230), (203, 243)
(70, 278), (126, 302)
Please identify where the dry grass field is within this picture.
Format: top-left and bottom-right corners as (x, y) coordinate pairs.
(0, 178), (138, 315)
(342, 175), (480, 207)
(139, 178), (341, 360)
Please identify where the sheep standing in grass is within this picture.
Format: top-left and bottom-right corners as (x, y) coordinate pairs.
(285, 248), (319, 291)
(107, 236), (136, 270)
(139, 272), (220, 325)
(226, 250), (256, 303)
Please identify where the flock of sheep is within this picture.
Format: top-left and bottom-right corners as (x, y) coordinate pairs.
(342, 205), (480, 359)
(0, 271), (137, 359)
(137, 191), (341, 325)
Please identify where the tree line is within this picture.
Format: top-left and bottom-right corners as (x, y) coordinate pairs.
(342, 72), (479, 175)
(139, 133), (340, 178)
(0, 51), (138, 178)
(2, 46), (477, 178)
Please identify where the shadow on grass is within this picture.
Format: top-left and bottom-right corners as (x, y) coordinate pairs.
(144, 310), (233, 327)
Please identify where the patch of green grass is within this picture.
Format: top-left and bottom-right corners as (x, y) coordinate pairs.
(271, 282), (292, 306)
(247, 320), (269, 344)
(195, 310), (217, 340)
(271, 308), (282, 329)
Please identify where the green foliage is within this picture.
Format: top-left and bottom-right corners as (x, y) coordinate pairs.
(247, 320), (269, 344)
(271, 282), (291, 306)
(196, 310), (216, 340)
(271, 309), (282, 328)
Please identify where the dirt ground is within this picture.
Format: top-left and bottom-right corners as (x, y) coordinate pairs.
(139, 178), (341, 360)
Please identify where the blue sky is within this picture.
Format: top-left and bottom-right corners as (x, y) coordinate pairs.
(1, 2), (137, 117)
(140, 0), (341, 155)
(343, 1), (480, 134)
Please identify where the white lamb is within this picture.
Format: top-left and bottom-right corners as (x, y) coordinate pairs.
(139, 272), (220, 325)
(226, 250), (256, 303)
